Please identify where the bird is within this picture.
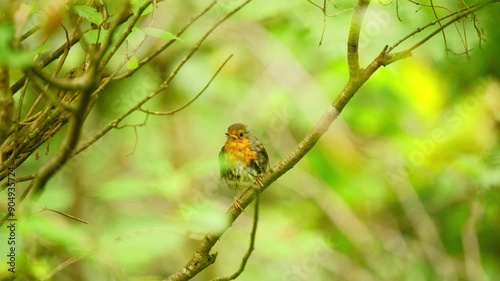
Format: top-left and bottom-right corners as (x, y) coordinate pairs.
(219, 123), (269, 210)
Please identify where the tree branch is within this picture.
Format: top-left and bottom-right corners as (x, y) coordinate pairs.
(385, 0), (497, 63)
(347, 0), (370, 78)
(0, 66), (97, 225)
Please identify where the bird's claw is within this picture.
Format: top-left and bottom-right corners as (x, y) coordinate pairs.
(234, 196), (243, 211)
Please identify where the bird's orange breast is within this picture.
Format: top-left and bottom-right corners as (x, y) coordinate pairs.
(223, 138), (258, 166)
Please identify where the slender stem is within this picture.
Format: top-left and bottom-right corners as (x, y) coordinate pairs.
(387, 1), (493, 54)
(210, 190), (260, 281)
(139, 54), (233, 116)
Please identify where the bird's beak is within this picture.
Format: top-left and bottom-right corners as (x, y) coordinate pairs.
(225, 133), (236, 139)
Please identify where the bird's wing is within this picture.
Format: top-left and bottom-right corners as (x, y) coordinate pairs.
(250, 139), (269, 175)
(219, 147), (230, 178)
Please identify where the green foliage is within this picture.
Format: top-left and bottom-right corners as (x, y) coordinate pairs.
(82, 29), (110, 44)
(73, 5), (104, 25)
(1, 0), (499, 281)
(142, 27), (181, 41)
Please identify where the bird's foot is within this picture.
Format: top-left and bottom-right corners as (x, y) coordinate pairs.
(233, 196), (243, 211)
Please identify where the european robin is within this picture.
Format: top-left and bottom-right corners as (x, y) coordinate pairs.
(219, 123), (269, 209)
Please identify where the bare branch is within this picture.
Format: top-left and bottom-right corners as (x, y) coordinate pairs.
(115, 113), (149, 156)
(139, 54), (233, 116)
(18, 25), (41, 43)
(429, 0), (449, 55)
(33, 207), (89, 224)
(347, 0), (370, 78)
(387, 1), (494, 55)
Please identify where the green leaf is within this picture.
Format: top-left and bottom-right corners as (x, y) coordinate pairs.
(82, 29), (110, 44)
(142, 27), (181, 41)
(126, 55), (139, 70)
(132, 0), (153, 16)
(73, 5), (103, 25)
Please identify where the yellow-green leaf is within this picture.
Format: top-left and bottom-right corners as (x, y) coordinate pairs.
(142, 27), (181, 41)
(73, 5), (103, 25)
(126, 56), (139, 70)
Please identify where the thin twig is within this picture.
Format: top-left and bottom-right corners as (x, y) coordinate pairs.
(306, 0), (328, 46)
(404, 2), (489, 54)
(429, 0), (449, 55)
(18, 25), (40, 43)
(114, 113), (149, 156)
(33, 207), (89, 224)
(139, 54), (233, 115)
(211, 190), (260, 281)
(386, 1), (490, 54)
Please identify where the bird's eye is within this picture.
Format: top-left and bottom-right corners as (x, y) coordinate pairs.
(239, 132), (244, 137)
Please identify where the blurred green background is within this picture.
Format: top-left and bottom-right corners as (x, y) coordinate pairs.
(1, 0), (499, 280)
